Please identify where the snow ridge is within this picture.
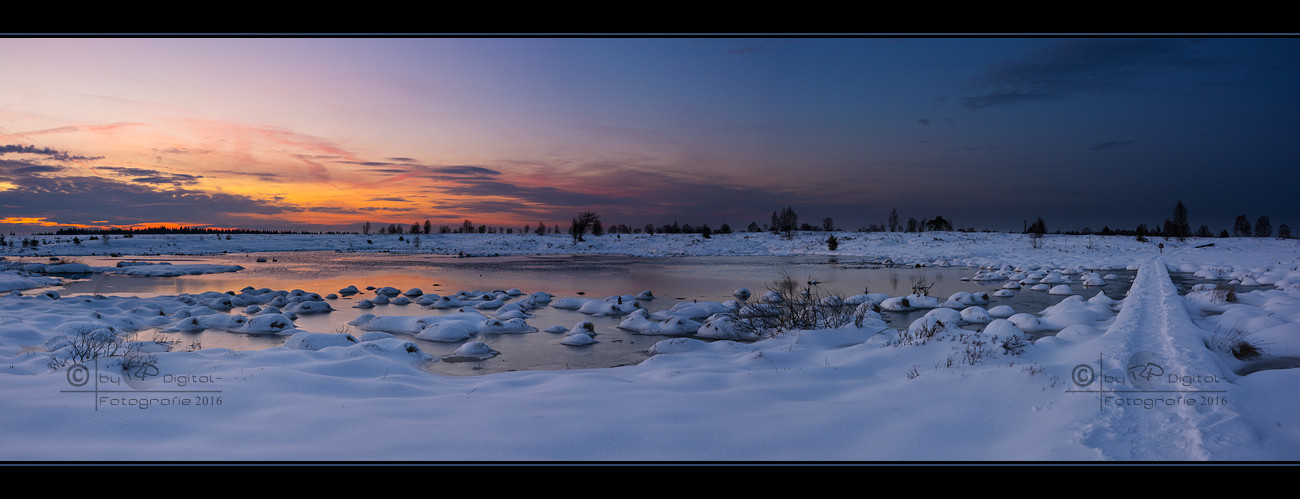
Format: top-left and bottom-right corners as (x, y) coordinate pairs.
(1077, 256), (1262, 460)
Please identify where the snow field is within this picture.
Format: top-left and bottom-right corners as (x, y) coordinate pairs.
(3, 234), (1300, 459)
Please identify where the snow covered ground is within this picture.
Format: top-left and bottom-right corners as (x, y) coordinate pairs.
(2, 232), (1299, 461)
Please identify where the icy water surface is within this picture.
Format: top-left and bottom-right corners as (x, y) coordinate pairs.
(44, 253), (1137, 375)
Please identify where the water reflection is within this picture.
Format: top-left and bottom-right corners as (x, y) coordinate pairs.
(47, 253), (1138, 375)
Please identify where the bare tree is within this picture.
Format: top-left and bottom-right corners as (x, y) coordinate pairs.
(1170, 200), (1190, 241)
(1028, 217), (1047, 248)
(888, 208), (900, 232)
(822, 217), (834, 232)
(774, 207), (798, 237)
(570, 212), (600, 243)
(1256, 216), (1273, 237)
(1234, 215), (1251, 237)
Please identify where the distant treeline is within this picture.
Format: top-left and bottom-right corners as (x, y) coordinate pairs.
(46, 227), (345, 236)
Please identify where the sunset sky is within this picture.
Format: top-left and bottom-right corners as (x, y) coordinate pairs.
(2, 37), (1298, 234)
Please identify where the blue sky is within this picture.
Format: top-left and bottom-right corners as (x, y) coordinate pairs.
(1, 37), (1297, 233)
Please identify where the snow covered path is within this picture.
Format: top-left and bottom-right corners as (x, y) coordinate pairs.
(1072, 256), (1264, 460)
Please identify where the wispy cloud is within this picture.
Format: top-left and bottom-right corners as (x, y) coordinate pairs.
(964, 39), (1225, 109)
(428, 165), (500, 176)
(0, 123), (147, 142)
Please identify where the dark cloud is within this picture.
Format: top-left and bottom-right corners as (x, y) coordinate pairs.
(372, 164), (502, 180)
(0, 144), (102, 161)
(0, 155), (294, 227)
(1089, 140), (1136, 151)
(99, 166), (204, 185)
(429, 165), (500, 176)
(451, 178), (633, 209)
(964, 39), (1225, 109)
(210, 170), (282, 182)
(341, 161), (402, 167)
(100, 167), (164, 177)
(385, 157), (419, 163)
(303, 206), (366, 214)
(0, 160), (65, 175)
(129, 175), (203, 185)
(367, 197), (409, 202)
(917, 119), (930, 125)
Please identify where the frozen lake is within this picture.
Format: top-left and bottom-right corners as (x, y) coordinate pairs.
(44, 252), (1139, 375)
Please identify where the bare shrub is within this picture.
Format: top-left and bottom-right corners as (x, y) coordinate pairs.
(959, 338), (996, 365)
(47, 325), (162, 377)
(1001, 335), (1028, 356)
(891, 318), (944, 346)
(911, 278), (934, 297)
(47, 324), (123, 369)
(728, 269), (863, 338)
(1208, 323), (1266, 361)
(118, 342), (159, 380)
(1212, 284), (1238, 304)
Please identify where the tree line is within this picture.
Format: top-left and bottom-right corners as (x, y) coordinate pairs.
(1022, 200), (1292, 242)
(356, 200), (1292, 242)
(48, 227), (338, 235)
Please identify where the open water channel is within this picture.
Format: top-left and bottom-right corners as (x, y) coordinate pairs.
(44, 252), (1142, 376)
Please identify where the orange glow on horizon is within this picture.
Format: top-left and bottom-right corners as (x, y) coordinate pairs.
(0, 218), (243, 232)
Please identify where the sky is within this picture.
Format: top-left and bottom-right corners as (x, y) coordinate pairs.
(2, 37), (1298, 234)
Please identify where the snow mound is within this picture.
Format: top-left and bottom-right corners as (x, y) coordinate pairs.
(282, 332), (359, 350)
